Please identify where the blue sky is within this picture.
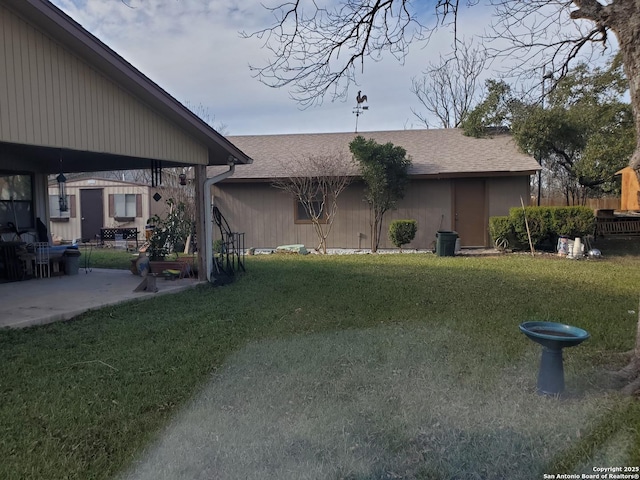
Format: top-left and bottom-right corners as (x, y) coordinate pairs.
(46, 1), (535, 136)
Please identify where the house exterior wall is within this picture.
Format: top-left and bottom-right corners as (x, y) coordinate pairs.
(618, 167), (640, 211)
(487, 176), (532, 218)
(149, 187), (167, 219)
(0, 3), (208, 166)
(47, 179), (150, 242)
(214, 176), (528, 250)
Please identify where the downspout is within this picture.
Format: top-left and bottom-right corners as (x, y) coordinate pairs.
(203, 159), (235, 283)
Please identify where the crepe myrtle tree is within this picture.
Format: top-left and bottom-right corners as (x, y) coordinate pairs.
(272, 153), (354, 254)
(245, 0), (640, 395)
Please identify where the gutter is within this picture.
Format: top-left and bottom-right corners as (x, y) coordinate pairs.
(203, 160), (236, 283)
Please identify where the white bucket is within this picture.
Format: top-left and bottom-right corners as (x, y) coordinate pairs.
(573, 237), (582, 257)
(568, 237), (584, 259)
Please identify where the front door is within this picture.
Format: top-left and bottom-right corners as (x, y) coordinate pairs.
(454, 179), (487, 247)
(80, 189), (103, 242)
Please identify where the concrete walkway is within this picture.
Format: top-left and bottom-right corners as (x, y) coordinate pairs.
(0, 269), (203, 329)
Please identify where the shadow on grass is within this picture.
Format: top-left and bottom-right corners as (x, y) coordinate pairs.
(118, 325), (631, 480)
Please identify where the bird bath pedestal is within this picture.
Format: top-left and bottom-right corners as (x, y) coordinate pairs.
(519, 321), (590, 396)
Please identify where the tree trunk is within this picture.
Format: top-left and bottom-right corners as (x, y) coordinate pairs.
(370, 219), (378, 253)
(602, 0), (640, 394)
(607, 2), (640, 176)
(618, 298), (640, 395)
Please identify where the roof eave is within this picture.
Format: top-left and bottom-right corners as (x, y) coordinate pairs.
(219, 170), (539, 182)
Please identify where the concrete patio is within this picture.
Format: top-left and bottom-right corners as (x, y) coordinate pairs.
(0, 268), (203, 329)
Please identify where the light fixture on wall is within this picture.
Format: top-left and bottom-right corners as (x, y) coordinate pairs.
(56, 172), (68, 212)
(179, 173), (187, 186)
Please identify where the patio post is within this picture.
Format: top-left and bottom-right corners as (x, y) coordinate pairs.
(202, 160), (236, 283)
(194, 165), (206, 281)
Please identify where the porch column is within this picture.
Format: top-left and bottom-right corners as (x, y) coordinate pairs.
(194, 164), (207, 281)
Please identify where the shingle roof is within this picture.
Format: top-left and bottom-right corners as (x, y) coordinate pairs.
(213, 129), (539, 180)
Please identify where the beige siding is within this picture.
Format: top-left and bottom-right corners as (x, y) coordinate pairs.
(213, 179), (453, 250)
(384, 179), (452, 249)
(0, 4), (208, 165)
(487, 176), (531, 218)
(47, 179), (150, 242)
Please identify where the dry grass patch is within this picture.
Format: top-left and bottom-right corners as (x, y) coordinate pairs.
(120, 325), (632, 480)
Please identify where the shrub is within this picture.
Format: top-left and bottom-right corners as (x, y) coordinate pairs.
(389, 220), (417, 251)
(551, 207), (595, 238)
(488, 216), (514, 250)
(509, 207), (554, 249)
(490, 206), (596, 251)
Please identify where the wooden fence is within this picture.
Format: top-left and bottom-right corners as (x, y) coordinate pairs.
(531, 196), (620, 211)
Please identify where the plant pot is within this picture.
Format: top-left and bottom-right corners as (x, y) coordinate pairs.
(149, 260), (191, 278)
(130, 258), (138, 275)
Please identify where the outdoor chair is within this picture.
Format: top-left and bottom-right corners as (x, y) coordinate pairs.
(34, 242), (50, 278)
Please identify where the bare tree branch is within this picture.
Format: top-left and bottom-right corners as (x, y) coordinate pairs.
(411, 38), (488, 128)
(243, 1), (624, 107)
(242, 0), (458, 106)
(484, 1), (615, 88)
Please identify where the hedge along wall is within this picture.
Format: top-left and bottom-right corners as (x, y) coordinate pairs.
(489, 206), (595, 251)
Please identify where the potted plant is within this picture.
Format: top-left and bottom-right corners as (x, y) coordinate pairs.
(142, 199), (194, 276)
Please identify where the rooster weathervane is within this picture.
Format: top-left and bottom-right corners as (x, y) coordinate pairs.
(353, 90), (369, 133)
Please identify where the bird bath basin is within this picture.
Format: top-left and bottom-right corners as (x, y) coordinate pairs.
(519, 321), (590, 395)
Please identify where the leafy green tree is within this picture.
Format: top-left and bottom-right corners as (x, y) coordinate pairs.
(463, 56), (635, 204)
(461, 80), (518, 138)
(349, 137), (411, 253)
(514, 56), (634, 203)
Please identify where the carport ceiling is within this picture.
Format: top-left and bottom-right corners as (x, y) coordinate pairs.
(0, 141), (210, 174)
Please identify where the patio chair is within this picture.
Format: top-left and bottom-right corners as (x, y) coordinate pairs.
(34, 242), (50, 278)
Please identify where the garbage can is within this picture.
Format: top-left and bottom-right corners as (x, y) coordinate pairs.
(436, 231), (458, 257)
(63, 249), (81, 275)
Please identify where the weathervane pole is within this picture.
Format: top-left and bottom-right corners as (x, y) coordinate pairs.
(353, 105), (362, 133)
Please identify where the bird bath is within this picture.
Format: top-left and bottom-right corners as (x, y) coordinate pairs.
(519, 321), (590, 396)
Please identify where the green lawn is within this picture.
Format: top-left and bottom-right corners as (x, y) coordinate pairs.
(1, 246), (640, 479)
(88, 247), (137, 270)
(87, 248), (196, 271)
